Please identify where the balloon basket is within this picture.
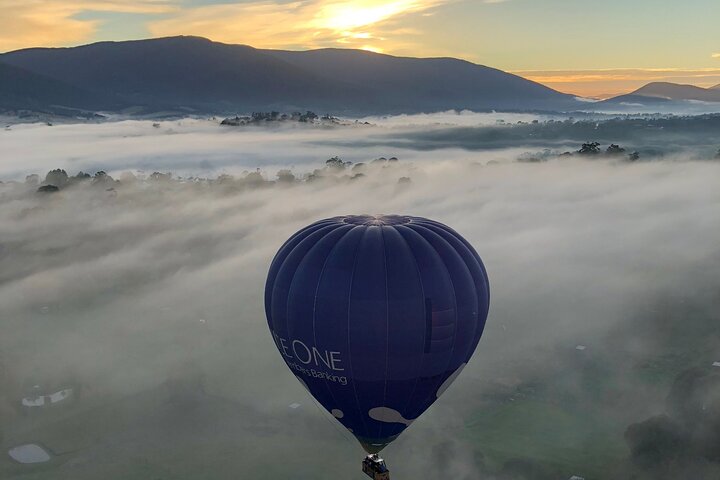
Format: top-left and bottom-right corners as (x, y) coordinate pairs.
(362, 454), (390, 480)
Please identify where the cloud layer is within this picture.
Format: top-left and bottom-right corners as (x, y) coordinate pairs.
(0, 0), (173, 52)
(515, 68), (720, 98)
(149, 0), (448, 53)
(2, 117), (720, 478)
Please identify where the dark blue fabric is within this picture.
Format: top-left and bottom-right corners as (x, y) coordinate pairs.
(264, 215), (490, 451)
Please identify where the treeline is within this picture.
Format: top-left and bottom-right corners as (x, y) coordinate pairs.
(518, 142), (640, 163)
(625, 367), (720, 479)
(401, 114), (720, 154)
(6, 156), (408, 195)
(220, 111), (341, 126)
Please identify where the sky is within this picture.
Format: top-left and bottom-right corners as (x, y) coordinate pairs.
(0, 0), (719, 97)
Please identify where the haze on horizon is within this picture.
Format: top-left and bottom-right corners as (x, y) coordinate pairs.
(0, 0), (718, 97)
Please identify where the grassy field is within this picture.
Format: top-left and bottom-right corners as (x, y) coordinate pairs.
(0, 386), (349, 480)
(464, 399), (627, 479)
(3, 291), (717, 479)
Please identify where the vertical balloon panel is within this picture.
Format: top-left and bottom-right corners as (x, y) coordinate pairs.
(264, 215), (489, 453)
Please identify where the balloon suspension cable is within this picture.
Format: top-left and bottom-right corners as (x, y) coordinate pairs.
(306, 392), (356, 445)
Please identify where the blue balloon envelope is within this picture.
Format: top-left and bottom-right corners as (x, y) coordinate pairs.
(265, 215), (489, 453)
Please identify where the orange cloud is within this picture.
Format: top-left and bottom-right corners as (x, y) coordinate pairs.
(311, 1), (430, 29)
(514, 68), (720, 98)
(0, 0), (174, 52)
(148, 0), (448, 53)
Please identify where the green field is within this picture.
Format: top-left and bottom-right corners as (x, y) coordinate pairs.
(464, 399), (627, 479)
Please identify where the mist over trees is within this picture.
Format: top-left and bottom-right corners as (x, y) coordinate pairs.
(2, 112), (720, 479)
(12, 155), (412, 198)
(625, 368), (720, 479)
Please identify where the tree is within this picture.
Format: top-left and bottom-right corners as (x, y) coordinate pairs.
(628, 151), (640, 161)
(325, 156), (350, 170)
(216, 174), (235, 184)
(578, 142), (601, 155)
(625, 415), (689, 468)
(666, 368), (720, 434)
(149, 172), (172, 182)
(299, 111), (318, 122)
(92, 171), (114, 185)
(45, 169), (68, 187)
(606, 144), (626, 155)
(276, 169), (295, 183)
(243, 169), (265, 186)
(37, 184), (59, 193)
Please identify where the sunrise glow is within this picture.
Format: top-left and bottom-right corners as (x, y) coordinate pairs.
(1, 0), (719, 96)
(311, 1), (422, 31)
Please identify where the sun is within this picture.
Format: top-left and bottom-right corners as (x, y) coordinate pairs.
(359, 45), (384, 53)
(312, 1), (422, 31)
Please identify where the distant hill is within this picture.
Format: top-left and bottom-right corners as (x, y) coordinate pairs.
(594, 82), (720, 112)
(0, 36), (578, 115)
(264, 48), (574, 112)
(0, 37), (354, 113)
(598, 94), (674, 106)
(596, 82), (720, 109)
(629, 82), (720, 102)
(0, 61), (113, 113)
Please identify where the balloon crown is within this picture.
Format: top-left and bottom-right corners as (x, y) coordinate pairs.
(341, 214), (413, 226)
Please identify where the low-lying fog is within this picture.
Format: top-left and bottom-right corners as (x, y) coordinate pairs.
(1, 112), (554, 180)
(3, 111), (719, 181)
(1, 112), (720, 479)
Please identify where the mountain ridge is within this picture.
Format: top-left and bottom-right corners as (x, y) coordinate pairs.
(628, 82), (720, 102)
(4, 36), (716, 116)
(0, 61), (119, 113)
(0, 36), (578, 115)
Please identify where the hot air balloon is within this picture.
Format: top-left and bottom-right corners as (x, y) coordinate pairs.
(264, 215), (489, 478)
